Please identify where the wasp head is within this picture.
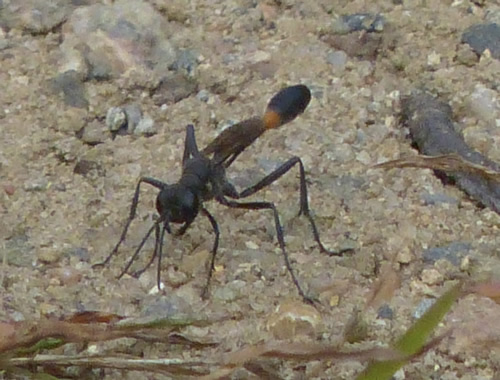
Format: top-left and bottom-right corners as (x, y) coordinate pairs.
(156, 184), (200, 224)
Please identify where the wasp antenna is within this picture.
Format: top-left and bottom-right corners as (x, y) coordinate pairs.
(263, 84), (312, 130)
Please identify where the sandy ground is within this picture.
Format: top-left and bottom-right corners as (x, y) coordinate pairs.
(1, 0), (500, 379)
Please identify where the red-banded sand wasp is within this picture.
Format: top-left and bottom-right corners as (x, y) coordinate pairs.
(94, 85), (350, 303)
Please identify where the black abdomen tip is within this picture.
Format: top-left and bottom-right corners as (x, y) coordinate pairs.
(266, 84), (312, 126)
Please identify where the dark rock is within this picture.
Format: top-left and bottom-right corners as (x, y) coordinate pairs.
(402, 93), (500, 214)
(377, 304), (394, 320)
(65, 247), (90, 262)
(422, 242), (472, 266)
(73, 159), (105, 177)
(51, 71), (88, 109)
(462, 23), (500, 60)
(152, 72), (198, 105)
(169, 49), (199, 78)
(331, 13), (386, 35)
(323, 32), (384, 60)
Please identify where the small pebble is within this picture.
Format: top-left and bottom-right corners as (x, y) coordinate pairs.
(106, 107), (127, 132)
(67, 247), (90, 262)
(171, 48), (199, 77)
(81, 120), (107, 145)
(133, 116), (156, 136)
(355, 150), (372, 165)
(421, 192), (458, 205)
(467, 84), (499, 123)
(165, 266), (189, 287)
(38, 248), (63, 264)
(413, 298), (435, 319)
(427, 51), (441, 66)
(3, 183), (15, 195)
(123, 103), (143, 131)
(51, 267), (82, 286)
(326, 50), (348, 68)
(393, 368), (406, 380)
(40, 303), (59, 316)
(422, 242), (472, 266)
(245, 241), (259, 250)
(377, 304), (394, 320)
(246, 50), (271, 64)
(266, 300), (323, 340)
(24, 178), (49, 192)
(148, 282), (166, 295)
(329, 294), (340, 307)
(196, 89), (210, 102)
(396, 250), (413, 264)
(73, 159), (104, 177)
(460, 256), (471, 271)
(456, 43), (479, 66)
(331, 13), (385, 35)
(421, 268), (444, 286)
(11, 311), (25, 322)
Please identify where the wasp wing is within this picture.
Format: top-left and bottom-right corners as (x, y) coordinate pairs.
(202, 117), (266, 166)
(202, 85), (312, 167)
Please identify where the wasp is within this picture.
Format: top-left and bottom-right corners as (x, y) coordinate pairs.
(94, 85), (350, 303)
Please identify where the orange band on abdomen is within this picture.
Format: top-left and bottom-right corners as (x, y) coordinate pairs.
(262, 110), (282, 130)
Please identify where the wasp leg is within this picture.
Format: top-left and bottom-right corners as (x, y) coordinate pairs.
(216, 196), (315, 304)
(93, 177), (168, 268)
(200, 208), (220, 299)
(236, 156), (352, 257)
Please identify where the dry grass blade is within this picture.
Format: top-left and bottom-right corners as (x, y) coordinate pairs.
(243, 360), (283, 380)
(0, 319), (127, 355)
(63, 311), (125, 324)
(201, 341), (406, 380)
(375, 153), (500, 181)
(231, 341), (404, 362)
(366, 263), (401, 310)
(8, 355), (210, 377)
(0, 313), (217, 356)
(469, 281), (500, 304)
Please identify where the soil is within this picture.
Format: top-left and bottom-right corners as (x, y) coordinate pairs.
(1, 0), (500, 379)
